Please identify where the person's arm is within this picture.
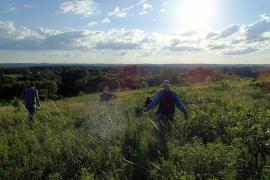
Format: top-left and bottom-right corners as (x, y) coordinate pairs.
(36, 90), (40, 107)
(173, 93), (188, 117)
(20, 89), (25, 100)
(143, 92), (161, 112)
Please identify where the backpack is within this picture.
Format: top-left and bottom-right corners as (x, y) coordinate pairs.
(158, 90), (175, 114)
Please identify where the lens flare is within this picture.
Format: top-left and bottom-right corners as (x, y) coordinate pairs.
(172, 0), (217, 29)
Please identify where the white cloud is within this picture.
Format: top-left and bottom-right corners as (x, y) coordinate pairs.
(95, 41), (139, 50)
(206, 32), (218, 39)
(0, 20), (41, 40)
(244, 14), (270, 42)
(38, 27), (62, 37)
(108, 6), (134, 18)
(139, 3), (153, 15)
(0, 21), (16, 38)
(86, 18), (111, 28)
(87, 21), (99, 27)
(101, 18), (111, 24)
(138, 11), (147, 15)
(6, 3), (33, 13)
(164, 33), (204, 52)
(219, 25), (239, 38)
(23, 4), (32, 8)
(0, 21), (146, 51)
(162, 1), (168, 6)
(1, 15), (270, 57)
(6, 4), (17, 12)
(143, 3), (153, 11)
(160, 8), (166, 13)
(94, 28), (145, 50)
(208, 44), (227, 50)
(224, 47), (258, 55)
(206, 25), (240, 40)
(59, 0), (98, 17)
(108, 1), (153, 18)
(167, 45), (202, 52)
(137, 0), (146, 6)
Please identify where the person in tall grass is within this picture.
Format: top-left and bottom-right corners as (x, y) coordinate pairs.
(100, 86), (116, 101)
(143, 80), (187, 123)
(21, 82), (40, 126)
(143, 80), (188, 155)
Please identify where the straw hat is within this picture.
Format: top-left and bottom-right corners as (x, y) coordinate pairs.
(161, 80), (171, 88)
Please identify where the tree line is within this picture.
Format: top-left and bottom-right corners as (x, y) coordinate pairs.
(0, 65), (269, 101)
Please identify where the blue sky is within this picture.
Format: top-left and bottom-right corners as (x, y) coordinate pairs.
(0, 0), (270, 64)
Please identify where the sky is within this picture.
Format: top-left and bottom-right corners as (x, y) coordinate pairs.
(0, 0), (270, 64)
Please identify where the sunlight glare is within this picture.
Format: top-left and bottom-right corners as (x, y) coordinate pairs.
(174, 0), (217, 29)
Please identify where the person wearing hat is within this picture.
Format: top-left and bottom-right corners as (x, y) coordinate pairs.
(142, 80), (187, 155)
(143, 80), (188, 125)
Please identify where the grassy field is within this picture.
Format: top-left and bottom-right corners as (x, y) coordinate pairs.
(1, 77), (270, 179)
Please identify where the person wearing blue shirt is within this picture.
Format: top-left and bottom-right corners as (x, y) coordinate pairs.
(142, 80), (188, 156)
(21, 83), (40, 126)
(143, 80), (188, 126)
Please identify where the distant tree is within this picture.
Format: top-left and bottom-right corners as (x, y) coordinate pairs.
(36, 80), (58, 99)
(59, 68), (89, 96)
(121, 65), (138, 77)
(98, 76), (121, 91)
(187, 67), (217, 83)
(147, 75), (160, 87)
(159, 68), (184, 84)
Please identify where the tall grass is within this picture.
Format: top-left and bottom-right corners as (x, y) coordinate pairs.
(0, 77), (270, 179)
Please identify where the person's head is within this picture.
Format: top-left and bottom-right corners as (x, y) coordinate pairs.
(161, 80), (171, 90)
(146, 97), (151, 101)
(103, 86), (109, 92)
(29, 82), (35, 88)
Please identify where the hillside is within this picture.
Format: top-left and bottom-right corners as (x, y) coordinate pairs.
(0, 77), (270, 179)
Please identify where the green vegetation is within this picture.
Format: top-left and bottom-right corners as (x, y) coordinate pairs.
(1, 75), (270, 179)
(1, 65), (267, 101)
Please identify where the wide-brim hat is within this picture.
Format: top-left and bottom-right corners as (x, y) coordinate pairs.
(161, 80), (171, 87)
